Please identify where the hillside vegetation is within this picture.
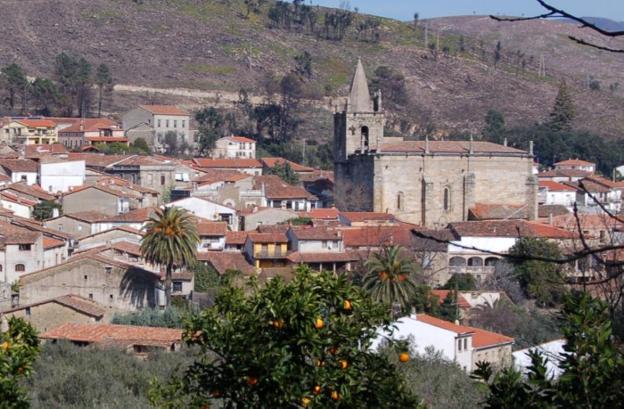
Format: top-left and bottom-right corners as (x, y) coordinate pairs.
(1, 0), (623, 140)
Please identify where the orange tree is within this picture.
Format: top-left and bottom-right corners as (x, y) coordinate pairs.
(150, 266), (422, 408)
(0, 316), (40, 409)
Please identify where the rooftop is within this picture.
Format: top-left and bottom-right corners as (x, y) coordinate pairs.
(380, 140), (527, 155)
(449, 220), (576, 239)
(193, 158), (262, 169)
(139, 105), (189, 116)
(260, 157), (315, 173)
(554, 159), (595, 167)
(197, 220), (228, 236)
(2, 294), (105, 319)
(41, 323), (182, 347)
(0, 158), (38, 173)
(416, 314), (514, 348)
(290, 226), (342, 241)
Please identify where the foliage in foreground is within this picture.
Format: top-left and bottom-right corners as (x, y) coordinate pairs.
(151, 267), (422, 408)
(475, 292), (624, 408)
(27, 342), (195, 409)
(111, 307), (187, 329)
(0, 317), (40, 409)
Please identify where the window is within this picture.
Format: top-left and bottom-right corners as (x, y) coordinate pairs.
(0, 265), (2, 272)
(21, 175), (27, 182)
(322, 240), (328, 249)
(458, 339), (462, 351)
(84, 275), (88, 280)
(15, 264), (25, 272)
(464, 338), (467, 350)
(160, 175), (166, 186)
(88, 293), (93, 300)
(173, 120), (177, 128)
(158, 119), (161, 127)
(361, 126), (369, 149)
(109, 294), (114, 303)
(48, 185), (53, 192)
(18, 244), (31, 251)
(166, 119), (169, 128)
(173, 282), (182, 292)
(25, 307), (31, 316)
(397, 191), (404, 211)
(443, 187), (450, 211)
(77, 225), (82, 231)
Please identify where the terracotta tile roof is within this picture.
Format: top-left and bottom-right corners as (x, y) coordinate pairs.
(111, 240), (142, 256)
(42, 236), (65, 249)
(225, 136), (256, 143)
(65, 184), (143, 200)
(65, 153), (130, 168)
(24, 144), (68, 157)
(253, 175), (314, 200)
(193, 170), (251, 184)
(16, 119), (56, 128)
(286, 251), (359, 263)
(554, 159), (594, 167)
(41, 323), (182, 347)
(260, 157), (315, 173)
(0, 158), (38, 173)
(538, 205), (570, 218)
(58, 118), (119, 133)
(340, 212), (395, 223)
(78, 226), (143, 241)
(104, 207), (156, 223)
(86, 136), (128, 143)
(290, 226), (342, 240)
(538, 169), (592, 178)
(341, 226), (414, 248)
(0, 191), (37, 206)
(566, 179), (609, 193)
(380, 140), (526, 155)
(2, 182), (56, 201)
(415, 314), (513, 348)
(430, 290), (471, 309)
(139, 105), (189, 116)
(468, 203), (530, 220)
(196, 252), (255, 275)
(62, 211), (111, 223)
(193, 158), (262, 169)
(539, 180), (577, 192)
(449, 220), (576, 239)
(225, 231), (248, 245)
(113, 155), (174, 167)
(0, 220), (40, 244)
(248, 231), (288, 244)
(1, 294), (106, 318)
(582, 176), (621, 190)
(299, 207), (340, 220)
(197, 220), (228, 236)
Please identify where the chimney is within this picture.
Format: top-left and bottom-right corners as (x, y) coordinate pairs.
(79, 119), (84, 132)
(548, 212), (553, 225)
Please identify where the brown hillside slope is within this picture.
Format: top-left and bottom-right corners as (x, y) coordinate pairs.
(0, 1), (623, 139)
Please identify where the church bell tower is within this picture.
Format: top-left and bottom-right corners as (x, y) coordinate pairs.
(334, 58), (385, 163)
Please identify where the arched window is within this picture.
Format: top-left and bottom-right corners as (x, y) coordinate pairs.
(397, 191), (404, 211)
(15, 264), (25, 272)
(361, 126), (369, 149)
(443, 187), (450, 211)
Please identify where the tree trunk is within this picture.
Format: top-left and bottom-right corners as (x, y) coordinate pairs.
(165, 264), (172, 307)
(98, 85), (103, 117)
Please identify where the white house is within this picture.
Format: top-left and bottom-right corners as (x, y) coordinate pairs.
(538, 180), (576, 208)
(554, 159), (596, 174)
(122, 105), (191, 149)
(212, 136), (256, 159)
(166, 197), (237, 230)
(0, 192), (35, 219)
(0, 159), (38, 185)
(39, 158), (85, 193)
(372, 314), (513, 372)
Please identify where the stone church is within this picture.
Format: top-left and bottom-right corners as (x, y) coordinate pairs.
(333, 59), (538, 228)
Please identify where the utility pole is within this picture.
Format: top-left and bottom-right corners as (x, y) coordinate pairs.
(302, 138), (307, 165)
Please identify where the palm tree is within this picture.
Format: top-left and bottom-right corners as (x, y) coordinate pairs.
(141, 207), (199, 307)
(362, 245), (420, 313)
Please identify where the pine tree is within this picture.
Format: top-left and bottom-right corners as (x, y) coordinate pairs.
(548, 81), (575, 132)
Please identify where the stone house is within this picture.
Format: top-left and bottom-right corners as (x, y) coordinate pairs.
(105, 155), (176, 195)
(0, 220), (45, 283)
(373, 313), (513, 372)
(553, 159), (596, 174)
(253, 175), (319, 211)
(286, 226), (357, 272)
(76, 227), (143, 251)
(333, 60), (537, 229)
(55, 118), (125, 150)
(212, 136), (257, 159)
(45, 212), (110, 238)
(0, 191), (36, 218)
(1, 294), (105, 333)
(93, 207), (156, 233)
(122, 105), (191, 150)
(62, 185), (134, 216)
(243, 232), (289, 271)
(241, 207), (298, 231)
(197, 220), (228, 252)
(19, 254), (162, 311)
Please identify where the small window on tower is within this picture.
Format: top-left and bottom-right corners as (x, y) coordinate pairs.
(443, 188), (450, 212)
(361, 126), (369, 149)
(397, 191), (404, 211)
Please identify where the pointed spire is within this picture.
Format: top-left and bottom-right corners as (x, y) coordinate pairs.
(348, 58), (373, 112)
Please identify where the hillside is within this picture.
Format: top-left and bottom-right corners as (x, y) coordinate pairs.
(1, 0), (624, 140)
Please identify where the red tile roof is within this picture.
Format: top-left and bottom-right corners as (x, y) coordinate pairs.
(248, 232), (288, 244)
(468, 203), (530, 220)
(25, 143), (68, 157)
(41, 323), (182, 347)
(42, 236), (65, 249)
(2, 182), (56, 201)
(260, 157), (315, 173)
(226, 136), (256, 143)
(193, 158), (262, 169)
(554, 159), (594, 167)
(340, 212), (396, 223)
(86, 136), (128, 143)
(538, 169), (592, 178)
(58, 118), (119, 133)
(449, 220), (576, 239)
(380, 140), (526, 155)
(341, 226), (414, 248)
(193, 170), (251, 185)
(290, 226), (342, 241)
(416, 314), (514, 348)
(539, 180), (577, 192)
(139, 105), (189, 116)
(253, 175), (314, 200)
(111, 240), (142, 256)
(16, 119), (56, 128)
(196, 252), (255, 275)
(0, 158), (38, 173)
(0, 220), (40, 244)
(104, 207), (156, 223)
(197, 220), (228, 236)
(300, 207), (340, 220)
(1, 294), (105, 318)
(430, 290), (471, 309)
(0, 191), (37, 206)
(225, 231), (248, 245)
(62, 211), (111, 223)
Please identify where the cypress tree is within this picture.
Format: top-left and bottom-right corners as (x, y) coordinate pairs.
(548, 81), (575, 132)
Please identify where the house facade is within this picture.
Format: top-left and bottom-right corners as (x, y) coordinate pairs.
(122, 105), (191, 150)
(212, 136), (256, 159)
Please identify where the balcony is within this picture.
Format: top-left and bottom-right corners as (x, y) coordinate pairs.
(255, 250), (289, 259)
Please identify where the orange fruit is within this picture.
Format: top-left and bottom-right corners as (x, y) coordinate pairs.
(330, 390), (340, 401)
(339, 359), (349, 369)
(0, 341), (10, 352)
(343, 300), (352, 311)
(378, 271), (388, 281)
(247, 376), (258, 386)
(312, 385), (322, 395)
(273, 319), (285, 329)
(315, 359), (325, 368)
(301, 397), (312, 407)
(314, 318), (324, 329)
(399, 352), (410, 363)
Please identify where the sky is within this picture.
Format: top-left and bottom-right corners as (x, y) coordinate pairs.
(302, 1), (624, 22)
